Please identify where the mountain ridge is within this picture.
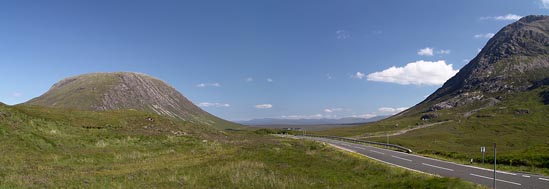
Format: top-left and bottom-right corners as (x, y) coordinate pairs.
(403, 15), (549, 115)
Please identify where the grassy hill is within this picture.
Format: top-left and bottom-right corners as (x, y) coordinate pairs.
(25, 72), (242, 130)
(0, 103), (482, 188)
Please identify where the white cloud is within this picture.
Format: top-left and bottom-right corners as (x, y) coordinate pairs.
(281, 114), (324, 119)
(366, 60), (459, 86)
(12, 92), (22, 97)
(336, 30), (350, 39)
(396, 107), (409, 112)
(198, 102), (230, 108)
(254, 104), (272, 109)
(494, 14), (522, 21)
(324, 108), (343, 113)
(474, 33), (495, 39)
(267, 78), (273, 82)
(278, 113), (378, 120)
(418, 47), (450, 56)
(481, 14), (522, 21)
(350, 114), (378, 119)
(437, 49), (451, 55)
(326, 73), (333, 80)
(542, 0), (549, 8)
(417, 47), (434, 56)
(378, 107), (395, 113)
(196, 83), (221, 87)
(396, 107), (408, 112)
(352, 72), (366, 79)
(245, 77), (254, 82)
(378, 107), (409, 114)
(371, 30), (383, 35)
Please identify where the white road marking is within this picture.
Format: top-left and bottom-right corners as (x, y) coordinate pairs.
(356, 146), (367, 150)
(540, 178), (549, 181)
(469, 173), (521, 186)
(370, 150), (385, 155)
(326, 143), (437, 177)
(299, 136), (533, 188)
(404, 152), (518, 176)
(496, 171), (517, 176)
(331, 144), (357, 153)
(392, 155), (412, 162)
(422, 163), (454, 171)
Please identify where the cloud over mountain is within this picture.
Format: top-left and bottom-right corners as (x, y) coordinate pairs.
(417, 47), (434, 56)
(196, 83), (221, 87)
(198, 102), (230, 108)
(474, 33), (495, 39)
(481, 14), (522, 21)
(367, 60), (458, 86)
(378, 107), (408, 114)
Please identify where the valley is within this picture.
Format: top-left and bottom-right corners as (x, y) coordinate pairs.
(1, 1), (548, 188)
(0, 104), (478, 188)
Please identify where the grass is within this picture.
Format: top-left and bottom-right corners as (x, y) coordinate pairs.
(25, 73), (119, 110)
(0, 104), (482, 188)
(314, 86), (549, 175)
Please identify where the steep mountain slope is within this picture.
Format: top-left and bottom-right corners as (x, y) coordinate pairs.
(317, 15), (549, 171)
(402, 15), (549, 115)
(25, 72), (240, 129)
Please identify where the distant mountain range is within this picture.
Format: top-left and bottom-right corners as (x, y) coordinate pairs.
(238, 116), (389, 126)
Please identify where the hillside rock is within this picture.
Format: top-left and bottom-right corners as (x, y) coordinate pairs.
(417, 15), (549, 112)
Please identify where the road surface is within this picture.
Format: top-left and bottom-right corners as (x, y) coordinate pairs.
(297, 136), (549, 189)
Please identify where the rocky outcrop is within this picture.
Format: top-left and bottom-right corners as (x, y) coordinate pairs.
(414, 15), (549, 112)
(96, 73), (199, 120)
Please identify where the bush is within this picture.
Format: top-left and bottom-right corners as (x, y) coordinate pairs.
(253, 128), (279, 135)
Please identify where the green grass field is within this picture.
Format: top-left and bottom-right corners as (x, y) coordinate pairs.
(314, 87), (549, 175)
(0, 104), (483, 188)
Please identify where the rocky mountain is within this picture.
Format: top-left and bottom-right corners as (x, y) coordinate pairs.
(25, 72), (240, 129)
(309, 15), (549, 171)
(404, 15), (549, 115)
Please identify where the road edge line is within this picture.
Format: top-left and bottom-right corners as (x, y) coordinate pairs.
(403, 151), (517, 176)
(327, 143), (439, 177)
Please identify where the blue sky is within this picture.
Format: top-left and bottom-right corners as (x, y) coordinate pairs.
(1, 0), (547, 121)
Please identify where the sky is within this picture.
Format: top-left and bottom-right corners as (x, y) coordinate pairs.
(1, 0), (547, 121)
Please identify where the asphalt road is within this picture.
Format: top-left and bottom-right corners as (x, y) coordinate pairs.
(297, 136), (549, 189)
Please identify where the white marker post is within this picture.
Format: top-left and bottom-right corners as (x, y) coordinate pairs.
(481, 146), (486, 164)
(386, 131), (389, 147)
